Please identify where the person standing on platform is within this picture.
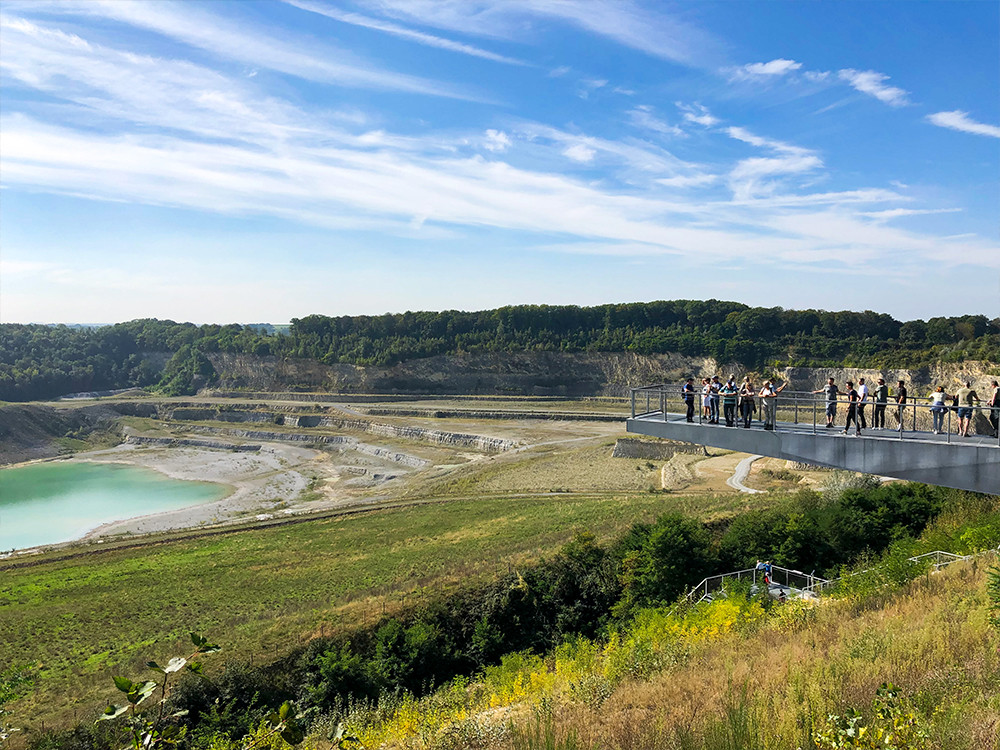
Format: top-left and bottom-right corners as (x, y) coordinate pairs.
(843, 380), (862, 435)
(722, 376), (739, 427)
(873, 378), (889, 430)
(812, 378), (840, 428)
(954, 380), (980, 437)
(740, 377), (756, 428)
(928, 385), (951, 434)
(701, 378), (712, 421)
(759, 379), (787, 431)
(988, 380), (1000, 438)
(709, 375), (722, 424)
(894, 380), (908, 431)
(682, 378), (696, 423)
(857, 377), (869, 429)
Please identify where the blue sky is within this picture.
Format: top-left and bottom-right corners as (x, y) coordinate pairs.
(1, 0), (998, 324)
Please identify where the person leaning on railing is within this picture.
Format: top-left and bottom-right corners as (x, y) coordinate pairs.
(954, 380), (980, 437)
(811, 377), (840, 429)
(894, 380), (908, 432)
(928, 385), (952, 435)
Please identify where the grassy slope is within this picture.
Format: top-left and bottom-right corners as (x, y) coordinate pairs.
(314, 559), (999, 750)
(2, 489), (766, 731)
(536, 561), (1000, 749)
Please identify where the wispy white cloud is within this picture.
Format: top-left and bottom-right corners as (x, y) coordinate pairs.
(838, 68), (909, 106)
(563, 143), (597, 163)
(576, 78), (607, 99)
(728, 58), (802, 80)
(281, 0), (528, 66)
(927, 110), (1000, 138)
(656, 174), (718, 189)
(354, 0), (722, 66)
(8, 0), (479, 100)
(628, 105), (685, 137)
(677, 102), (718, 127)
(0, 15), (324, 144)
(725, 126), (821, 200)
(861, 207), (962, 221)
(483, 129), (512, 152)
(726, 126), (806, 155)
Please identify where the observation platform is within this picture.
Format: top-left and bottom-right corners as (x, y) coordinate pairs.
(626, 386), (1000, 495)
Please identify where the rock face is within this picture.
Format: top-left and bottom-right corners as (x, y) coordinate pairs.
(163, 407), (517, 453)
(611, 438), (702, 459)
(180, 426), (429, 468)
(124, 436), (261, 452)
(208, 351), (998, 400)
(208, 351), (716, 397)
(0, 403), (121, 465)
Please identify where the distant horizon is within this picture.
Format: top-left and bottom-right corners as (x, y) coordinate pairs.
(2, 1), (997, 323)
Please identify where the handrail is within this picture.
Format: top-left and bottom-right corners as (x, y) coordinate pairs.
(629, 383), (1000, 446)
(677, 547), (997, 607)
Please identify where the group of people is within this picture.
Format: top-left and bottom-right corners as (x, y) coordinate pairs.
(811, 376), (900, 436)
(925, 380), (1000, 437)
(680, 375), (1000, 438)
(681, 375), (786, 430)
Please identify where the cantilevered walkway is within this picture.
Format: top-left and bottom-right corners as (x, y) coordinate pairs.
(626, 386), (1000, 494)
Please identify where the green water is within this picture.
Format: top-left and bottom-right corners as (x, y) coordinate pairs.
(0, 462), (226, 550)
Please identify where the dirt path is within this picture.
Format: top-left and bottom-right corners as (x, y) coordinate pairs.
(726, 454), (764, 494)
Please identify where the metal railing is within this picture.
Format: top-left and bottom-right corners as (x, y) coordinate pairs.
(679, 547), (995, 608)
(629, 384), (1000, 446)
(680, 564), (829, 605)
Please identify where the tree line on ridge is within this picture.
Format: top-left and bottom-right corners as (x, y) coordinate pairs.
(1, 301), (996, 401)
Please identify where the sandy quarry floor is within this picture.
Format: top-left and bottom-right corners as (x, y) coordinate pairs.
(71, 441), (364, 538)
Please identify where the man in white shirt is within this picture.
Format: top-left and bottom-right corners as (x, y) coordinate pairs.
(857, 377), (869, 430)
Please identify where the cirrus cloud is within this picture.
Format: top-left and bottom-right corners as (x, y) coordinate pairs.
(927, 110), (1000, 138)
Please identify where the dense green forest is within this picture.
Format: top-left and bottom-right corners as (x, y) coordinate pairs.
(2, 301), (997, 401)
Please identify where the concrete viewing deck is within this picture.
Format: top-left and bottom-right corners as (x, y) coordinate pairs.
(626, 389), (999, 494)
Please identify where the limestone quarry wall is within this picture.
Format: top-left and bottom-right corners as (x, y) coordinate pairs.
(611, 438), (704, 459)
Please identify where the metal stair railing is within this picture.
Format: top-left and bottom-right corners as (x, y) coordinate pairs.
(680, 564), (830, 606)
(678, 548), (997, 606)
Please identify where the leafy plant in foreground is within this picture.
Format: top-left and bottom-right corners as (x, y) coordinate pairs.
(0, 664), (34, 745)
(98, 633), (366, 750)
(97, 633), (220, 748)
(812, 683), (929, 749)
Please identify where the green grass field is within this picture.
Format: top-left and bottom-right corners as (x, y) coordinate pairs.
(1, 488), (768, 730)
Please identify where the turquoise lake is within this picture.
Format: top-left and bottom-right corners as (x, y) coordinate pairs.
(0, 462), (226, 550)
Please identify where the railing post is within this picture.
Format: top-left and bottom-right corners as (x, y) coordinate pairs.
(661, 388), (666, 421)
(947, 408), (951, 444)
(794, 397), (798, 424)
(813, 396), (817, 434)
(631, 389), (636, 418)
